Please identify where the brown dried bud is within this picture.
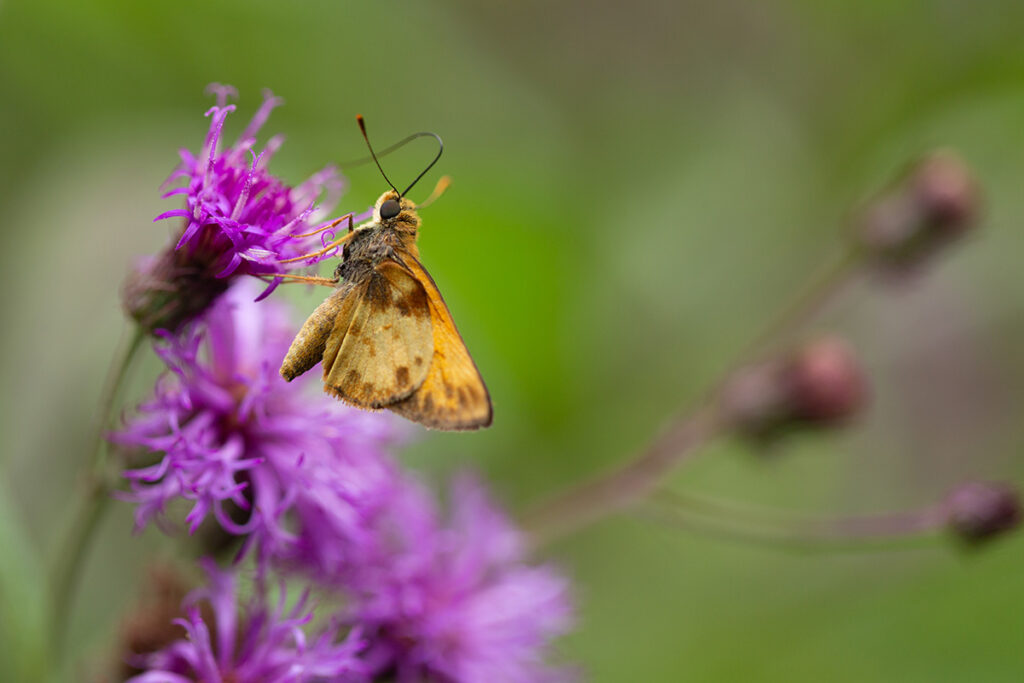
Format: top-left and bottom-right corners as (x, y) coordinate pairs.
(944, 481), (1021, 544)
(116, 565), (194, 677)
(719, 337), (867, 438)
(123, 248), (230, 335)
(855, 151), (980, 269)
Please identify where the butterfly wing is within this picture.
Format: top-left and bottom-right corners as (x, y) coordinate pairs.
(387, 250), (493, 430)
(280, 285), (350, 382)
(321, 261), (434, 408)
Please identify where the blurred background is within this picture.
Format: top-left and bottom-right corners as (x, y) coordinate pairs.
(3, 0), (1024, 680)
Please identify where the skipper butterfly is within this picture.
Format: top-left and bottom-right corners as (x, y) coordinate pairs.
(275, 117), (492, 430)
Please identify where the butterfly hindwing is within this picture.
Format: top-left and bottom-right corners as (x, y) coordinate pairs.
(322, 261), (434, 408)
(386, 251), (493, 430)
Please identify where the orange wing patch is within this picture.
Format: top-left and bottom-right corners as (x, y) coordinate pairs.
(322, 261), (434, 408)
(387, 251), (492, 430)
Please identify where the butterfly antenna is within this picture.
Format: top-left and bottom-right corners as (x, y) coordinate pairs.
(400, 131), (443, 198)
(338, 132), (442, 167)
(356, 115), (399, 196)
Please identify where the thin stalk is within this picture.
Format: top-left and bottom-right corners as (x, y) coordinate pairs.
(521, 402), (725, 549)
(638, 490), (945, 554)
(738, 244), (862, 362)
(522, 244), (864, 549)
(51, 326), (146, 655)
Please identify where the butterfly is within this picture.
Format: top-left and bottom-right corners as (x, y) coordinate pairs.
(274, 117), (492, 431)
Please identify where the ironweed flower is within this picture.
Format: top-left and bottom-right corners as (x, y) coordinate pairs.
(344, 475), (574, 683)
(126, 560), (367, 683)
(115, 280), (401, 564)
(125, 84), (347, 334)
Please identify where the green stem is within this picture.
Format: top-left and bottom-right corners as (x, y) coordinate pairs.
(738, 244), (862, 362)
(522, 245), (864, 549)
(638, 490), (945, 554)
(51, 326), (145, 657)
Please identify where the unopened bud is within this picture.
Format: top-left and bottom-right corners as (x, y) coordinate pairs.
(117, 565), (194, 677)
(944, 481), (1021, 544)
(123, 247), (230, 335)
(856, 151), (980, 269)
(720, 337), (867, 438)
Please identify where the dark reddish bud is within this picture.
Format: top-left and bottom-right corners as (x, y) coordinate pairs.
(785, 337), (867, 422)
(117, 565), (195, 677)
(123, 247), (230, 335)
(856, 151), (980, 269)
(944, 481), (1021, 544)
(719, 337), (867, 438)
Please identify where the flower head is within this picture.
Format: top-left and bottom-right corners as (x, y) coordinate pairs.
(125, 85), (348, 334)
(115, 280), (401, 564)
(127, 560), (367, 683)
(344, 475), (574, 683)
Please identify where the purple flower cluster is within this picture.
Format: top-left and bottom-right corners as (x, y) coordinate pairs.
(116, 84), (572, 682)
(125, 86), (348, 333)
(156, 85), (343, 283)
(346, 475), (573, 682)
(117, 280), (572, 681)
(127, 560), (367, 683)
(115, 280), (400, 564)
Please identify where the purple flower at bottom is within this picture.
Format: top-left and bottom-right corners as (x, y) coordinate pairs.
(344, 475), (574, 683)
(114, 280), (402, 564)
(127, 560), (367, 683)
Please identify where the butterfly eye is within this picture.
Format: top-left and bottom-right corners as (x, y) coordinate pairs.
(380, 199), (401, 220)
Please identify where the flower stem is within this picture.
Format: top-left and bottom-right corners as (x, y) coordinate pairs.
(522, 401), (726, 549)
(51, 325), (145, 656)
(738, 244), (862, 362)
(522, 246), (862, 549)
(639, 489), (945, 553)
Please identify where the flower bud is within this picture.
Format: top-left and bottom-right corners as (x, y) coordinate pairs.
(719, 337), (867, 438)
(117, 564), (195, 677)
(855, 151), (980, 269)
(944, 481), (1021, 544)
(123, 249), (230, 335)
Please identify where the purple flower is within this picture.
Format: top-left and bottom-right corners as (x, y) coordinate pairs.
(125, 84), (350, 334)
(127, 560), (368, 683)
(114, 280), (401, 565)
(344, 475), (574, 683)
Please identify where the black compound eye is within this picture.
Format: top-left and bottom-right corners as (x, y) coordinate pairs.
(380, 199), (401, 220)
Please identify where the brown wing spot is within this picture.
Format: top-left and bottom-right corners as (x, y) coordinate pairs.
(444, 383), (455, 399)
(366, 275), (393, 312)
(360, 336), (376, 357)
(421, 393), (435, 412)
(345, 369), (360, 385)
(362, 382), (376, 395)
(414, 355), (424, 367)
(395, 366), (410, 386)
(457, 386), (469, 408)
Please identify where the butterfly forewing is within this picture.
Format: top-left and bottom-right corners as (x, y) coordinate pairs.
(386, 250), (493, 430)
(322, 261), (434, 408)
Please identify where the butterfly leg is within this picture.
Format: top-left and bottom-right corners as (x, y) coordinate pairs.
(280, 217), (356, 264)
(257, 273), (339, 287)
(290, 212), (354, 239)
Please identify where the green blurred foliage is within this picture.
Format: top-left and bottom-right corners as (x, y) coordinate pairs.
(2, 0), (1024, 680)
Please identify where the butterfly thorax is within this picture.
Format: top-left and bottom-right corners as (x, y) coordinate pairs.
(335, 200), (421, 284)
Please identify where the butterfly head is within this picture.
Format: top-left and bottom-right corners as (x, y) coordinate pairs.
(375, 190), (420, 232)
